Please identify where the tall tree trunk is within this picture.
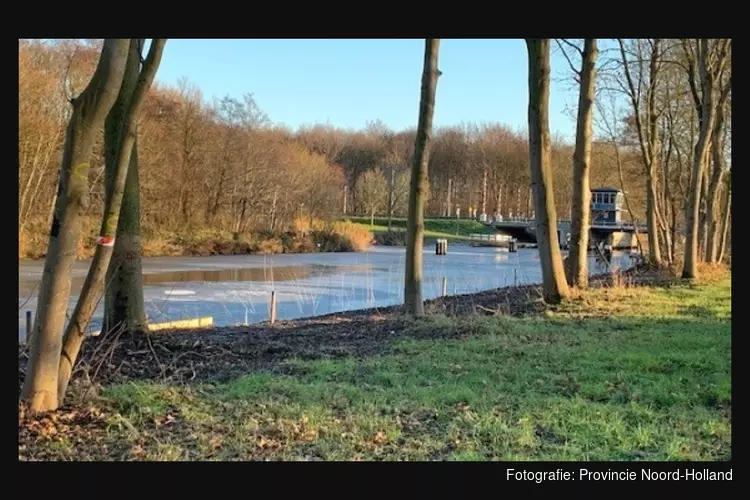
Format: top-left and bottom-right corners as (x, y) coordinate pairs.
(515, 186), (521, 216)
(705, 98), (728, 263)
(387, 164), (394, 231)
(104, 137), (147, 334)
(21, 39), (130, 413)
(567, 39), (597, 288)
(481, 168), (487, 216)
(646, 176), (662, 265)
(525, 39), (570, 304)
(663, 158), (674, 264)
(57, 40), (166, 405)
(698, 165), (710, 260)
(683, 40), (719, 280)
(270, 189), (279, 231)
(660, 118), (674, 264)
(445, 177), (452, 217)
(618, 39), (663, 266)
(495, 183), (502, 216)
(526, 186), (532, 217)
(717, 182), (731, 264)
(405, 39), (440, 317)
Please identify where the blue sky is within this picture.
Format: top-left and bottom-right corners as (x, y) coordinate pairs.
(154, 39), (581, 139)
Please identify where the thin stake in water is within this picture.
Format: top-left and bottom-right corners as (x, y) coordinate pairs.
(270, 290), (277, 324)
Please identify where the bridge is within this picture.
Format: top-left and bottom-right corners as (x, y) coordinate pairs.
(484, 217), (647, 249)
(482, 187), (648, 250)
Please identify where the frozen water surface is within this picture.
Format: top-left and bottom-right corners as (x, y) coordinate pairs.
(18, 246), (635, 342)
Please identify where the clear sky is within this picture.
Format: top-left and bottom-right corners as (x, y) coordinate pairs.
(154, 39), (580, 139)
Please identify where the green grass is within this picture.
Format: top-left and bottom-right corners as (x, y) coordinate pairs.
(343, 216), (495, 242)
(84, 276), (731, 461)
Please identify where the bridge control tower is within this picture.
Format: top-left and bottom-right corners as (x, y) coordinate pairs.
(590, 187), (624, 224)
(482, 186), (644, 250)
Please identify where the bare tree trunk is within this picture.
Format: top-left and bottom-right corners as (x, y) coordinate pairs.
(618, 39), (663, 267)
(445, 177), (452, 217)
(525, 39), (570, 304)
(526, 185), (534, 217)
(568, 39), (597, 288)
(670, 195), (678, 262)
(57, 40), (166, 405)
(21, 39), (130, 413)
(659, 117), (674, 264)
(481, 168), (487, 216)
(683, 40), (720, 280)
(104, 137), (147, 333)
(495, 183), (502, 216)
(698, 165), (710, 260)
(646, 175), (662, 264)
(705, 99), (728, 263)
(663, 163), (674, 263)
(270, 189), (279, 230)
(614, 143), (643, 254)
(717, 182), (731, 264)
(405, 39), (440, 317)
(516, 186), (522, 216)
(387, 164), (394, 231)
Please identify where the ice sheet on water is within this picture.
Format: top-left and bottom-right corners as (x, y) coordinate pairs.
(18, 247), (634, 342)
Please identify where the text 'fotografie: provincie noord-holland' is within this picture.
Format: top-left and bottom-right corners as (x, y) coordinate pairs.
(507, 469), (732, 482)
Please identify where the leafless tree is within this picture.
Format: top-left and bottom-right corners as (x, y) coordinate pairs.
(21, 39), (130, 413)
(405, 39), (441, 317)
(557, 39), (598, 288)
(525, 39), (570, 303)
(57, 39), (166, 404)
(680, 39), (731, 279)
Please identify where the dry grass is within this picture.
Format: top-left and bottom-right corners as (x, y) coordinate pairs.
(19, 216), (373, 260)
(291, 217), (328, 234)
(141, 237), (183, 257)
(328, 221), (373, 251)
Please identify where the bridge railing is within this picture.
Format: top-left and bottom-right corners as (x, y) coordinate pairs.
(469, 233), (513, 242)
(488, 218), (648, 231)
(591, 220), (649, 231)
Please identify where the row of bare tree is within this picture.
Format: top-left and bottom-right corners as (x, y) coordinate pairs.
(402, 37), (731, 310)
(21, 39), (651, 256)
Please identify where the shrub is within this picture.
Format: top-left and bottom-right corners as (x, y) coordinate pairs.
(374, 229), (407, 247)
(332, 221), (373, 251)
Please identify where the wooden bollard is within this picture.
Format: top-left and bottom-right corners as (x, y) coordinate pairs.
(270, 291), (277, 324)
(26, 311), (32, 338)
(435, 238), (448, 255)
(441, 277), (448, 297)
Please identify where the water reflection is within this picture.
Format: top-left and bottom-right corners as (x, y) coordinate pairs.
(141, 264), (372, 285)
(18, 263), (374, 295)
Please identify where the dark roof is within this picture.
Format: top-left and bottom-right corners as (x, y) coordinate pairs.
(590, 187), (622, 193)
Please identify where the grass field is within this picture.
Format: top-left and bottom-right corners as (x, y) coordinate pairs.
(344, 216), (495, 243)
(19, 270), (731, 461)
